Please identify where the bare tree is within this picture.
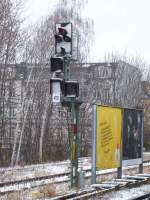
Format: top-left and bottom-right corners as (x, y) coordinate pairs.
(14, 0), (94, 164)
(104, 53), (143, 107)
(0, 0), (23, 64)
(0, 0), (24, 166)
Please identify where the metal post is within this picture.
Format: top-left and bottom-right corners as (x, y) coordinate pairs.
(64, 56), (69, 81)
(63, 55), (80, 188)
(70, 100), (80, 188)
(76, 104), (80, 186)
(117, 109), (123, 179)
(92, 105), (96, 184)
(54, 22), (80, 188)
(139, 110), (144, 174)
(71, 99), (76, 187)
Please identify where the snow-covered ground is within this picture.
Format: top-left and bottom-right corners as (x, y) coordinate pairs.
(101, 184), (150, 200)
(0, 152), (150, 183)
(0, 157), (91, 183)
(0, 153), (150, 199)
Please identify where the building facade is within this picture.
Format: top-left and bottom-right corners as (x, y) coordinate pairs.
(141, 81), (150, 145)
(0, 61), (143, 165)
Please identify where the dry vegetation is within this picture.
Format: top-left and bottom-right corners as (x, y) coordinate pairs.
(0, 184), (56, 200)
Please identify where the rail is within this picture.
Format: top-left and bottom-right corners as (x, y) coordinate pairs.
(0, 160), (150, 196)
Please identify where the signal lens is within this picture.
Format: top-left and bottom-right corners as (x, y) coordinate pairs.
(58, 27), (67, 35)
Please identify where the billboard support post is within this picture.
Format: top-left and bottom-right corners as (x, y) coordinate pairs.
(117, 167), (122, 179)
(117, 109), (123, 179)
(139, 110), (144, 174)
(91, 105), (96, 184)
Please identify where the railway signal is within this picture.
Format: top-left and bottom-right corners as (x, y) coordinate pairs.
(55, 22), (72, 55)
(50, 22), (81, 188)
(64, 81), (79, 98)
(50, 57), (64, 73)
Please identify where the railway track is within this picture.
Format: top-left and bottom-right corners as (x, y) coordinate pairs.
(0, 157), (90, 183)
(131, 193), (150, 200)
(51, 174), (150, 200)
(0, 160), (150, 197)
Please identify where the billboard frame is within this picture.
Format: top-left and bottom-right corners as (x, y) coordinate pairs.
(91, 104), (122, 184)
(91, 105), (144, 184)
(122, 108), (143, 169)
(91, 105), (96, 184)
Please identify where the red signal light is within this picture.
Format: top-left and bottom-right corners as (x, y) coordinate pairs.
(58, 27), (67, 36)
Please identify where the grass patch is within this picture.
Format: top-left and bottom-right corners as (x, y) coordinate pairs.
(144, 143), (150, 151)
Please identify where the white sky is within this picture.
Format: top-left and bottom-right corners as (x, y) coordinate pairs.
(24, 0), (150, 64)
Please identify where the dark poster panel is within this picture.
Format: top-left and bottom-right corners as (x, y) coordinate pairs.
(123, 109), (142, 160)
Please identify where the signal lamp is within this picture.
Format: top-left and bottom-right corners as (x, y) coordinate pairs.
(50, 57), (64, 73)
(55, 34), (63, 43)
(61, 47), (66, 55)
(58, 27), (67, 36)
(55, 22), (72, 55)
(64, 81), (79, 98)
(63, 35), (71, 42)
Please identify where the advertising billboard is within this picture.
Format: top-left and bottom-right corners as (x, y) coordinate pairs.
(122, 108), (143, 166)
(96, 106), (122, 169)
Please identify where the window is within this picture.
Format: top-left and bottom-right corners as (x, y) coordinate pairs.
(103, 88), (110, 101)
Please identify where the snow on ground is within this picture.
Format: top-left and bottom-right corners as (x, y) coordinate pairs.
(0, 161), (70, 183)
(101, 184), (150, 200)
(0, 154), (149, 199)
(0, 157), (91, 183)
(0, 152), (150, 183)
(0, 158), (90, 199)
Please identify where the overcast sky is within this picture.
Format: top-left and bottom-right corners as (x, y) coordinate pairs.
(25, 0), (150, 64)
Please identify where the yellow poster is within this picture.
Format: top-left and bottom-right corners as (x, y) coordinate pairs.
(96, 106), (122, 169)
